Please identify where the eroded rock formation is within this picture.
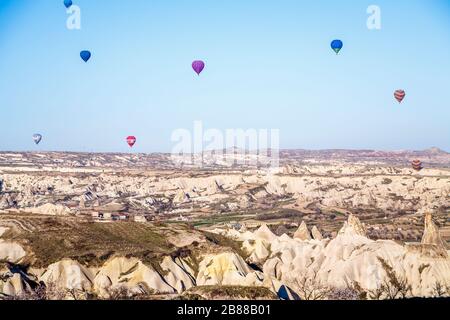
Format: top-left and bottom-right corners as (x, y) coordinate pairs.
(0, 212), (449, 300)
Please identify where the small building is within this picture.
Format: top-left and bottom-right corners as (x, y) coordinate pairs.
(233, 223), (242, 231)
(228, 222), (242, 231)
(176, 214), (189, 222)
(134, 215), (147, 223)
(91, 212), (104, 220)
(103, 212), (112, 220)
(91, 212), (100, 219)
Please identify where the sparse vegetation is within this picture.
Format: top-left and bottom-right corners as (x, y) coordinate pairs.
(1, 150), (449, 301)
(183, 254), (201, 278)
(275, 224), (289, 236)
(288, 271), (333, 300)
(104, 285), (156, 300)
(367, 257), (412, 300)
(327, 286), (362, 300)
(431, 281), (450, 297)
(187, 285), (277, 300)
(192, 214), (245, 227)
(256, 209), (304, 221)
(2, 216), (175, 268)
(203, 231), (249, 260)
(1, 282), (78, 300)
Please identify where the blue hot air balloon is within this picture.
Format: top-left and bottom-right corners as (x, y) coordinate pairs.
(32, 134), (42, 145)
(64, 0), (73, 9)
(331, 40), (343, 55)
(80, 50), (91, 62)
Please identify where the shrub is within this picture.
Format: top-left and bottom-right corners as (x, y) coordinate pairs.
(432, 282), (450, 298)
(367, 257), (412, 300)
(288, 271), (332, 300)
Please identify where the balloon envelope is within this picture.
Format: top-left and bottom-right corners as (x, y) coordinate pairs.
(394, 90), (406, 103)
(64, 0), (72, 8)
(126, 136), (136, 148)
(411, 160), (423, 171)
(192, 60), (205, 75)
(32, 134), (42, 145)
(331, 40), (343, 54)
(80, 50), (91, 62)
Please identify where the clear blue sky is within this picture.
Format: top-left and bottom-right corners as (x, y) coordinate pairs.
(0, 0), (449, 153)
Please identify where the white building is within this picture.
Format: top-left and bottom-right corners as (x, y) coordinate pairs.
(134, 215), (147, 223)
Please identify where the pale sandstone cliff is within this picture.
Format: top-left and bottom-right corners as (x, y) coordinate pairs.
(1, 213), (449, 299)
(1, 165), (449, 213)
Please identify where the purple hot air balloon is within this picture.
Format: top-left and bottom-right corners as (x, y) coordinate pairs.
(192, 60), (205, 76)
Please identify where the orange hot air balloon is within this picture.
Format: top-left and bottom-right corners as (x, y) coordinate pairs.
(394, 90), (406, 103)
(126, 136), (136, 148)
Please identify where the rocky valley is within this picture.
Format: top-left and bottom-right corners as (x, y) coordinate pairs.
(0, 149), (449, 300)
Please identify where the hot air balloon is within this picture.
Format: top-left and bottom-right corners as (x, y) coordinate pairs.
(411, 160), (423, 171)
(331, 40), (343, 55)
(80, 50), (91, 63)
(192, 60), (205, 75)
(32, 134), (42, 145)
(64, 0), (73, 8)
(394, 90), (406, 103)
(126, 136), (136, 148)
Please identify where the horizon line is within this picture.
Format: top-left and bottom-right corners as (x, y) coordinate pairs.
(0, 146), (447, 155)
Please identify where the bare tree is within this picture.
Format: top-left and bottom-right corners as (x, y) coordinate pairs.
(328, 286), (361, 300)
(104, 284), (155, 300)
(107, 286), (132, 300)
(367, 257), (412, 300)
(289, 271), (333, 300)
(432, 282), (450, 298)
(1, 282), (67, 300)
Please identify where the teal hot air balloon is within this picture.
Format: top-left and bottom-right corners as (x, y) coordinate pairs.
(32, 134), (42, 145)
(331, 40), (343, 55)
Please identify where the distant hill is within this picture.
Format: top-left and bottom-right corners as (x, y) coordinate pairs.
(0, 147), (449, 169)
(424, 147), (448, 154)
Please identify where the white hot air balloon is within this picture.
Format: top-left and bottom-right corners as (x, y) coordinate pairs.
(32, 134), (42, 145)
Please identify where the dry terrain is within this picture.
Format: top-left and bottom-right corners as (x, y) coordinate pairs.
(0, 148), (449, 300)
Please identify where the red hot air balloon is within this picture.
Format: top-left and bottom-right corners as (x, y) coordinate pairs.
(394, 90), (406, 103)
(192, 60), (205, 75)
(126, 136), (136, 148)
(411, 159), (423, 171)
